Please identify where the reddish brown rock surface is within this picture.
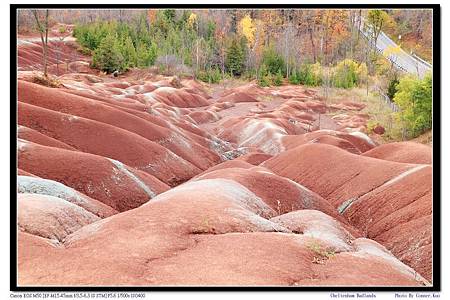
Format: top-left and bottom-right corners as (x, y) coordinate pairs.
(373, 124), (385, 135)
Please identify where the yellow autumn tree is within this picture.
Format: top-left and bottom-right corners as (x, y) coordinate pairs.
(238, 14), (256, 47)
(188, 12), (197, 29)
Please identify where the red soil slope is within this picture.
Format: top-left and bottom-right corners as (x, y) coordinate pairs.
(18, 177), (427, 286)
(18, 140), (169, 212)
(18, 80), (221, 171)
(18, 125), (77, 151)
(362, 142), (432, 164)
(18, 101), (201, 186)
(262, 143), (432, 281)
(16, 36), (433, 286)
(343, 165), (432, 281)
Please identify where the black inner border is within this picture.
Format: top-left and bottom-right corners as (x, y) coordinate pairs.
(10, 3), (441, 292)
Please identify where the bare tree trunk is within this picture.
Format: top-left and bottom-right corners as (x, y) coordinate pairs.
(44, 11), (48, 77)
(356, 10), (362, 45)
(308, 25), (316, 63)
(323, 15), (329, 64)
(416, 13), (423, 39)
(365, 37), (370, 98)
(32, 9), (49, 78)
(195, 22), (199, 78)
(366, 62), (369, 98)
(222, 46), (225, 79)
(349, 11), (354, 60)
(284, 25), (288, 78)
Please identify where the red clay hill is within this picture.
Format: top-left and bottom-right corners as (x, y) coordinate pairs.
(16, 31), (434, 286)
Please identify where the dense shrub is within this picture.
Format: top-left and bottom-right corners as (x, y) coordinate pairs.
(261, 46), (285, 75)
(197, 67), (222, 83)
(374, 56), (391, 76)
(332, 59), (359, 89)
(387, 77), (399, 100)
(289, 71), (301, 85)
(258, 74), (272, 87)
(273, 70), (283, 86)
(356, 63), (368, 84)
(366, 119), (378, 134)
(242, 69), (257, 81)
(297, 63), (322, 86)
(32, 74), (62, 88)
(393, 73), (432, 138)
(257, 65), (272, 87)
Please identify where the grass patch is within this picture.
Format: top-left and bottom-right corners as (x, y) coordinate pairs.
(308, 241), (336, 264)
(32, 74), (62, 88)
(317, 86), (406, 143)
(190, 217), (217, 235)
(411, 130), (432, 145)
(76, 46), (93, 56)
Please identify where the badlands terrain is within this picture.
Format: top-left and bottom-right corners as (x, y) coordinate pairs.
(16, 29), (433, 286)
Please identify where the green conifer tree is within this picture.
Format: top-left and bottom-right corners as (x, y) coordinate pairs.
(92, 33), (124, 73)
(226, 37), (245, 76)
(121, 36), (137, 69)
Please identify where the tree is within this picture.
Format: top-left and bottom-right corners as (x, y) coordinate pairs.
(187, 12), (197, 29)
(121, 35), (137, 69)
(387, 76), (399, 100)
(31, 9), (50, 77)
(163, 9), (176, 24)
(393, 73), (432, 138)
(238, 14), (256, 46)
(366, 10), (389, 49)
(136, 41), (157, 67)
(212, 10), (230, 78)
(225, 37), (245, 76)
(187, 12), (200, 75)
(363, 10), (389, 97)
(147, 9), (157, 25)
(92, 33), (125, 73)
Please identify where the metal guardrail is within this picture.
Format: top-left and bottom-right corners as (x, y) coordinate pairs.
(412, 54), (432, 68)
(374, 86), (399, 112)
(356, 17), (432, 78)
(359, 32), (409, 74)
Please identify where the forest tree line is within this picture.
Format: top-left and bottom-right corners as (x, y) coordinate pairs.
(18, 9), (432, 83)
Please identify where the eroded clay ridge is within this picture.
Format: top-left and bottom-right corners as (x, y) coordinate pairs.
(17, 37), (432, 286)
